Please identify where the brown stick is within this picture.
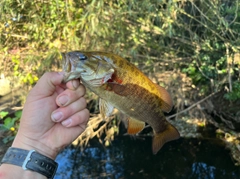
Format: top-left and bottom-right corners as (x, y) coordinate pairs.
(166, 92), (218, 119)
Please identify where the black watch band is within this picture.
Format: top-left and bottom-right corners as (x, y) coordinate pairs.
(1, 147), (58, 179)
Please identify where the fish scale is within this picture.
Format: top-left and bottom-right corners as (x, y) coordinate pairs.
(62, 51), (180, 154)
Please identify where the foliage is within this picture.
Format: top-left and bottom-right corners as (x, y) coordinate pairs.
(0, 0), (240, 147)
(224, 82), (240, 101)
(0, 110), (22, 143)
(0, 0), (239, 93)
(174, 1), (240, 94)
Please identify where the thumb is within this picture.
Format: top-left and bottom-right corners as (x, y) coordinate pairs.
(29, 72), (64, 98)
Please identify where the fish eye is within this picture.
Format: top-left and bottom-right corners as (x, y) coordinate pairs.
(78, 53), (87, 61)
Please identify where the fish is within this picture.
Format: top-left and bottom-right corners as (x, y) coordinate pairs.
(62, 51), (180, 154)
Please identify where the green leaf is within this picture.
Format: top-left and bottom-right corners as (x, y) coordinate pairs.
(14, 110), (22, 118)
(4, 117), (14, 129)
(0, 111), (9, 119)
(2, 136), (15, 144)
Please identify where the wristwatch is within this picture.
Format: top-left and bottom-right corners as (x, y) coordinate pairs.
(1, 147), (58, 179)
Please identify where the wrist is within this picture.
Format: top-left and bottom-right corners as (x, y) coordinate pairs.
(12, 135), (58, 160)
(1, 147), (58, 179)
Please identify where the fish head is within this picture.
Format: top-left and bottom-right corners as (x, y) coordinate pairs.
(62, 51), (115, 86)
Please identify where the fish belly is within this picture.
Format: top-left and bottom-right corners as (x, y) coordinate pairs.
(84, 81), (166, 133)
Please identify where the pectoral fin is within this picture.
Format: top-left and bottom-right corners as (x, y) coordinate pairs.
(152, 122), (180, 154)
(99, 98), (114, 120)
(127, 117), (145, 134)
(107, 82), (128, 96)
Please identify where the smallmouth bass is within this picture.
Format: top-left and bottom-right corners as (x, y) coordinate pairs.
(62, 51), (180, 154)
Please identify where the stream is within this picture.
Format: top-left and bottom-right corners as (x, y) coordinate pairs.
(55, 136), (240, 179)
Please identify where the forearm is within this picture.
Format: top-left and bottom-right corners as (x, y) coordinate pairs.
(0, 164), (47, 179)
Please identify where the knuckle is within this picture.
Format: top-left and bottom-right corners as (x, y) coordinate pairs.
(78, 84), (86, 95)
(78, 97), (87, 108)
(43, 72), (55, 79)
(83, 109), (90, 120)
(78, 109), (89, 122)
(43, 72), (51, 77)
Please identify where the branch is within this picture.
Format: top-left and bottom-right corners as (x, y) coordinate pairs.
(167, 91), (218, 119)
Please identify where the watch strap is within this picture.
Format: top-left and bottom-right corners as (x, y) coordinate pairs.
(1, 147), (58, 179)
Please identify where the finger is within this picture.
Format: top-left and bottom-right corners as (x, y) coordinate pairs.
(56, 84), (86, 107)
(51, 97), (87, 122)
(56, 109), (89, 144)
(61, 108), (89, 127)
(58, 79), (80, 90)
(66, 79), (80, 90)
(55, 86), (65, 95)
(30, 72), (64, 98)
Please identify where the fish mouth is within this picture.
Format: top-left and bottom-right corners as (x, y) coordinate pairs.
(61, 52), (84, 83)
(61, 53), (72, 82)
(62, 53), (72, 73)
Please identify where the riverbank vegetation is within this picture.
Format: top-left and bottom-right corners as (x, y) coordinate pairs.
(1, 0), (240, 164)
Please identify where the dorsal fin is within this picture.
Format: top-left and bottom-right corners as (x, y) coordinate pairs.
(156, 85), (173, 113)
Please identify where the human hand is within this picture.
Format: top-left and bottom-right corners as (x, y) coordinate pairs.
(12, 72), (89, 159)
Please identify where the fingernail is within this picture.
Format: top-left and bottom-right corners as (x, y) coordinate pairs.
(72, 80), (79, 89)
(51, 112), (63, 122)
(58, 95), (69, 106)
(62, 118), (72, 127)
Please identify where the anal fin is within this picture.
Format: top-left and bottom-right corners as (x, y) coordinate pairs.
(127, 118), (145, 134)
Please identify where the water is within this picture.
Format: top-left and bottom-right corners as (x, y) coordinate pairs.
(55, 137), (240, 179)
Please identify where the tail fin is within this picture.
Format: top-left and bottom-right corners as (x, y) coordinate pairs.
(152, 123), (180, 154)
